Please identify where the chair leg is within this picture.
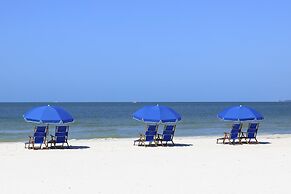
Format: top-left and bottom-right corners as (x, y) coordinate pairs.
(226, 138), (230, 144)
(155, 141), (158, 146)
(26, 142), (31, 149)
(239, 138), (242, 144)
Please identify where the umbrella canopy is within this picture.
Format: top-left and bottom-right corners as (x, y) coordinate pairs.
(218, 105), (264, 121)
(133, 105), (181, 123)
(23, 105), (74, 124)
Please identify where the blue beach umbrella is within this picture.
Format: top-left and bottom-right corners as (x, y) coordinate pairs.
(23, 105), (74, 124)
(133, 105), (182, 123)
(218, 105), (264, 121)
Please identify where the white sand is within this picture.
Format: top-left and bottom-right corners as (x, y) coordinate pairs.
(0, 135), (291, 194)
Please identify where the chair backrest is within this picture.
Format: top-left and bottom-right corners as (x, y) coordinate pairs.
(33, 132), (46, 144)
(35, 126), (47, 133)
(55, 132), (67, 143)
(147, 125), (157, 132)
(230, 131), (239, 139)
(230, 123), (242, 140)
(247, 123), (259, 138)
(164, 125), (175, 131)
(162, 125), (176, 141)
(55, 126), (69, 143)
(143, 125), (158, 142)
(145, 130), (156, 142)
(56, 126), (69, 137)
(231, 123), (242, 131)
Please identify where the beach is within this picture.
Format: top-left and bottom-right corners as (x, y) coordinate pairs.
(0, 134), (290, 194)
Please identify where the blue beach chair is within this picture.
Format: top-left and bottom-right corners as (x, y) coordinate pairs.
(25, 126), (48, 149)
(157, 125), (176, 146)
(134, 125), (158, 146)
(217, 123), (242, 144)
(49, 126), (70, 148)
(241, 123), (259, 144)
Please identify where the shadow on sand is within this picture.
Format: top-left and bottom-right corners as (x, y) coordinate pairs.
(50, 145), (90, 150)
(162, 143), (193, 147)
(254, 141), (271, 145)
(138, 143), (193, 147)
(219, 141), (271, 145)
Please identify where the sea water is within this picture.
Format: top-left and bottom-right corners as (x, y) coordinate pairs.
(0, 102), (291, 142)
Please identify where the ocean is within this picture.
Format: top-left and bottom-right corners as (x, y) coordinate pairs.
(0, 102), (291, 142)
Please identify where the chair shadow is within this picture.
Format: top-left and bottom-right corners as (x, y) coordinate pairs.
(240, 140), (271, 145)
(140, 143), (193, 147)
(220, 141), (271, 145)
(68, 145), (90, 149)
(252, 141), (271, 145)
(164, 143), (193, 147)
(50, 145), (90, 150)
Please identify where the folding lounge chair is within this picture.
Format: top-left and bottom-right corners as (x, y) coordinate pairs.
(216, 123), (242, 144)
(157, 125), (176, 146)
(48, 126), (70, 148)
(25, 126), (48, 149)
(241, 123), (259, 144)
(134, 125), (158, 146)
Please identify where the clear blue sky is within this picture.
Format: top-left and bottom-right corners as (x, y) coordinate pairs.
(0, 0), (290, 102)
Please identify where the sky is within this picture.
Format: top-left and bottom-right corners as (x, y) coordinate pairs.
(0, 0), (290, 102)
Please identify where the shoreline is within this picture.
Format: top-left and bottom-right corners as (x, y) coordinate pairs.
(1, 132), (291, 143)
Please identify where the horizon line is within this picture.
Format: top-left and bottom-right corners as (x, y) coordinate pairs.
(0, 101), (288, 103)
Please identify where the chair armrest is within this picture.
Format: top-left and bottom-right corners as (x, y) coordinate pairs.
(156, 134), (162, 140)
(138, 133), (145, 140)
(224, 132), (230, 138)
(49, 135), (56, 142)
